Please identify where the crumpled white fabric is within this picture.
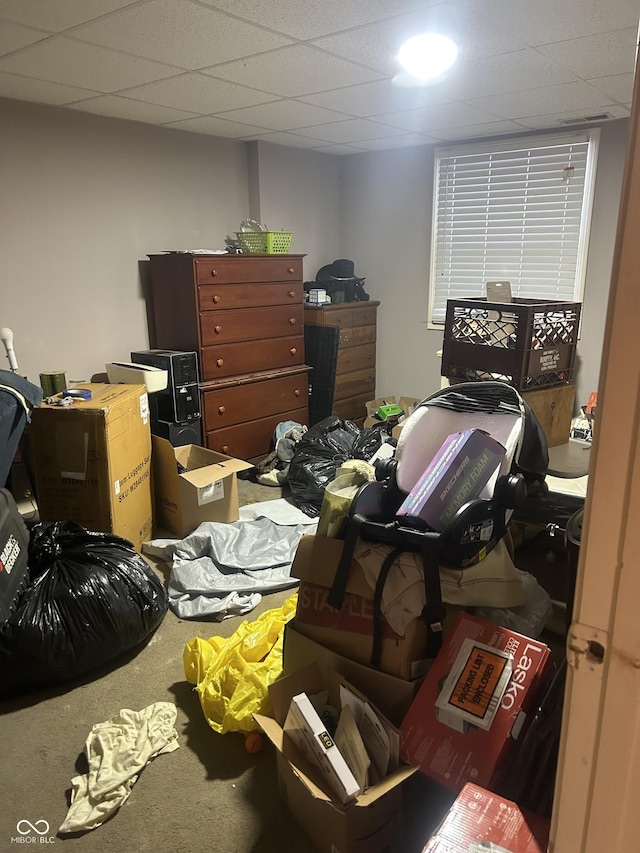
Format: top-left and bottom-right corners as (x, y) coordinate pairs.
(59, 702), (179, 834)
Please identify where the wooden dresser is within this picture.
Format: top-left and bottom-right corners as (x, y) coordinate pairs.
(148, 253), (309, 460)
(303, 301), (379, 426)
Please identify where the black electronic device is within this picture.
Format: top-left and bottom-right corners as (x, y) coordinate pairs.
(130, 349), (200, 423)
(154, 418), (202, 447)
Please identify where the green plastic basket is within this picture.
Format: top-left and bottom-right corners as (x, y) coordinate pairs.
(235, 231), (293, 254)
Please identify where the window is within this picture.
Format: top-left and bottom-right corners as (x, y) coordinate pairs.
(429, 130), (599, 326)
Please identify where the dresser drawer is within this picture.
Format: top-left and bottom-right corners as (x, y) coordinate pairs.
(336, 343), (376, 374)
(333, 367), (376, 402)
(332, 393), (370, 425)
(198, 281), (301, 312)
(200, 304), (303, 346)
(195, 256), (303, 285)
(351, 304), (378, 327)
(200, 335), (304, 381)
(339, 325), (376, 347)
(202, 371), (309, 430)
(205, 406), (308, 460)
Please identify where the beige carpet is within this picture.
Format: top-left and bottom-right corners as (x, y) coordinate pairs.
(0, 480), (447, 853)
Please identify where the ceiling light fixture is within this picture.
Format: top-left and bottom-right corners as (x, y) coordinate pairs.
(396, 32), (458, 82)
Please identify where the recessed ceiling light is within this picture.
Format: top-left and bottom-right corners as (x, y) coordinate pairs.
(396, 33), (458, 81)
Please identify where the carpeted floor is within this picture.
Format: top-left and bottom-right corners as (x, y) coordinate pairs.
(0, 479), (453, 853)
(0, 478), (569, 853)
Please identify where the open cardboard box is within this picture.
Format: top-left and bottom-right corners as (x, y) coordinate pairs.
(151, 436), (252, 538)
(364, 396), (422, 438)
(254, 662), (418, 853)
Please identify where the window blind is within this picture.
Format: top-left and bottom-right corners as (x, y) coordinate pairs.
(429, 130), (599, 325)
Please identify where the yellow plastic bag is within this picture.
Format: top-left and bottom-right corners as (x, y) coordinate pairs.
(183, 594), (297, 734)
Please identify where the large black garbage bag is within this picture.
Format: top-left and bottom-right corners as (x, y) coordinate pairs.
(287, 415), (385, 516)
(0, 521), (168, 698)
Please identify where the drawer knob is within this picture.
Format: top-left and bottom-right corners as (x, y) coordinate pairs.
(288, 267), (295, 274)
(289, 317), (296, 326)
(216, 358), (224, 367)
(214, 325), (222, 334)
(213, 294), (220, 304)
(218, 405), (225, 415)
(222, 445), (229, 454)
(290, 347), (297, 356)
(288, 290), (296, 298)
(210, 269), (217, 277)
(294, 389), (300, 397)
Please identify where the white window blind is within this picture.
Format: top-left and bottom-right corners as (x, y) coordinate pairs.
(429, 130), (599, 325)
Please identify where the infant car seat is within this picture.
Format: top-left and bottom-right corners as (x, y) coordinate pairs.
(327, 381), (549, 659)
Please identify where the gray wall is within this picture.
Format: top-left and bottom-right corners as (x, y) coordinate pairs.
(1, 94), (629, 412)
(340, 120), (630, 409)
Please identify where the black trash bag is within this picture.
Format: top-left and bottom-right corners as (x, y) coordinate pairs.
(287, 415), (385, 516)
(0, 521), (168, 698)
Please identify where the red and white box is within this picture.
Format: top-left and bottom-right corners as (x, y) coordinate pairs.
(400, 612), (553, 793)
(422, 782), (550, 853)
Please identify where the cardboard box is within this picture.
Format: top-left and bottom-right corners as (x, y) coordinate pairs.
(283, 621), (419, 727)
(151, 436), (252, 538)
(291, 534), (430, 680)
(422, 782), (550, 853)
(400, 613), (552, 793)
(364, 396), (421, 439)
(396, 429), (506, 532)
(254, 662), (417, 853)
(30, 383), (153, 551)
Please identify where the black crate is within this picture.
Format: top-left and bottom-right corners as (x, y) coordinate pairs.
(441, 298), (582, 390)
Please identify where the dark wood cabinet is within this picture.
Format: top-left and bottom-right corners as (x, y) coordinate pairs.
(148, 252), (309, 459)
(303, 301), (379, 426)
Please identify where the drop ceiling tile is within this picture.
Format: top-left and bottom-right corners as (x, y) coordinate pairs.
(0, 22), (51, 56)
(462, 0), (640, 45)
(0, 0), (138, 32)
(197, 0), (442, 41)
(434, 119), (530, 141)
(239, 131), (334, 148)
(375, 101), (502, 132)
(204, 45), (382, 97)
(537, 29), (638, 80)
(216, 99), (349, 131)
(311, 143), (369, 155)
(588, 73), (635, 105)
(68, 94), (198, 124)
(161, 115), (273, 137)
(0, 70), (100, 104)
(472, 80), (617, 119)
(311, 2), (526, 77)
(443, 48), (578, 100)
(119, 73), (277, 113)
(517, 104), (630, 130)
(292, 118), (406, 143)
(0, 36), (180, 91)
(299, 78), (452, 117)
(71, 0), (292, 70)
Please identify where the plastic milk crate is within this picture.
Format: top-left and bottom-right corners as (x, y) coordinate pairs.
(441, 297), (582, 390)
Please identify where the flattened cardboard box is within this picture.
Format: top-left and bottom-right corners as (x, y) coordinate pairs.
(422, 782), (549, 853)
(254, 662), (417, 853)
(152, 436), (252, 538)
(400, 613), (553, 794)
(291, 534), (430, 680)
(30, 383), (152, 551)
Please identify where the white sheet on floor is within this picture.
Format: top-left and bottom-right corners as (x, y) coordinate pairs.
(58, 702), (179, 834)
(144, 508), (316, 620)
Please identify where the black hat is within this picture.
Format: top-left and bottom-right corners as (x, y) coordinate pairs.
(316, 258), (365, 285)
